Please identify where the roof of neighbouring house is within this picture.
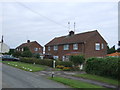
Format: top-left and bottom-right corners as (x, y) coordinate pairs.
(45, 30), (106, 46)
(16, 41), (43, 49)
(106, 52), (120, 56)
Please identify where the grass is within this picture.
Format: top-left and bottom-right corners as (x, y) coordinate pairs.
(49, 76), (104, 88)
(2, 61), (45, 72)
(74, 73), (119, 86)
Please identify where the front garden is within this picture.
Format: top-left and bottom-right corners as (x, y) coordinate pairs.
(2, 55), (119, 88)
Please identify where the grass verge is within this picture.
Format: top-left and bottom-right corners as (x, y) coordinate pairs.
(2, 61), (45, 72)
(49, 76), (104, 88)
(74, 74), (119, 86)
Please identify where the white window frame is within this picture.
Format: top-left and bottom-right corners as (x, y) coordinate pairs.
(73, 44), (78, 50)
(53, 45), (58, 51)
(95, 43), (100, 50)
(101, 43), (104, 49)
(48, 46), (51, 51)
(53, 56), (59, 60)
(63, 44), (69, 50)
(34, 48), (38, 51)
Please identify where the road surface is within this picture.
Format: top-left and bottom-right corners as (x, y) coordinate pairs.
(2, 64), (69, 88)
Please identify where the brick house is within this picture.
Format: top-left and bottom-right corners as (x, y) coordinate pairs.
(45, 30), (107, 61)
(16, 40), (43, 55)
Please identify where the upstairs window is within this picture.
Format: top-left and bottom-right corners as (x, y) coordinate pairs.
(48, 46), (51, 51)
(64, 45), (69, 50)
(73, 44), (78, 50)
(34, 48), (38, 51)
(95, 43), (100, 50)
(101, 43), (104, 49)
(53, 45), (58, 50)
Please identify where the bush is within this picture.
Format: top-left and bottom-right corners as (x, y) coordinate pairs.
(20, 57), (73, 69)
(20, 57), (53, 67)
(70, 55), (85, 65)
(63, 67), (71, 71)
(85, 57), (119, 80)
(57, 61), (73, 67)
(56, 65), (64, 69)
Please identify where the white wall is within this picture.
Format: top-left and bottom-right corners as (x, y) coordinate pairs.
(0, 43), (10, 53)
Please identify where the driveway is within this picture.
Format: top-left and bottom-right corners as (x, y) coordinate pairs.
(2, 64), (69, 88)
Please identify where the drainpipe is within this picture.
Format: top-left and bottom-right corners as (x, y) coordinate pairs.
(83, 42), (86, 56)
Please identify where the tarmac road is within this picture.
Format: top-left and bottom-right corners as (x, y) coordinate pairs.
(2, 64), (69, 88)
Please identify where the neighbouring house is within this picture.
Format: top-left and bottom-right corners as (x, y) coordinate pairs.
(106, 52), (120, 57)
(16, 40), (43, 56)
(0, 36), (9, 54)
(45, 30), (107, 61)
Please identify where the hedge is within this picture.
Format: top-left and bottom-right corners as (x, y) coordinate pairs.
(20, 57), (73, 68)
(85, 57), (119, 80)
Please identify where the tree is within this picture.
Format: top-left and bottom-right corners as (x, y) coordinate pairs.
(13, 51), (22, 57)
(21, 47), (32, 57)
(117, 48), (120, 52)
(107, 45), (116, 54)
(69, 55), (85, 65)
(21, 51), (32, 57)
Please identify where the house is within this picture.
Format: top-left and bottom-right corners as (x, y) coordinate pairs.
(16, 40), (43, 55)
(0, 36), (9, 54)
(45, 30), (107, 61)
(106, 52), (120, 57)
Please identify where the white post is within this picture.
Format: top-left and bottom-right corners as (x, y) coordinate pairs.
(53, 60), (56, 68)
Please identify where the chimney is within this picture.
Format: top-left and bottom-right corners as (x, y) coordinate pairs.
(27, 40), (30, 43)
(69, 31), (74, 36)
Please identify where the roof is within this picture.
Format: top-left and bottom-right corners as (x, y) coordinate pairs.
(16, 41), (43, 48)
(107, 52), (120, 57)
(45, 30), (105, 46)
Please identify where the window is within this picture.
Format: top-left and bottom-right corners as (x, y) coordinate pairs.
(34, 48), (38, 51)
(48, 46), (50, 51)
(73, 44), (78, 50)
(64, 45), (69, 50)
(53, 45), (58, 50)
(101, 43), (104, 49)
(21, 48), (24, 51)
(53, 56), (59, 60)
(95, 43), (100, 50)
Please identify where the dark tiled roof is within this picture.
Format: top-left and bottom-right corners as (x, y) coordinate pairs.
(45, 30), (100, 46)
(16, 41), (43, 48)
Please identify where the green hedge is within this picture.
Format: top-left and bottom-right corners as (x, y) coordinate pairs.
(20, 57), (73, 68)
(85, 57), (119, 80)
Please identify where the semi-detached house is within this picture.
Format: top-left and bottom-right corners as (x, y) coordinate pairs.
(45, 30), (107, 61)
(16, 40), (43, 55)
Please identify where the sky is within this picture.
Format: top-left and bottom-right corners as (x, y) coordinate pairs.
(0, 1), (118, 49)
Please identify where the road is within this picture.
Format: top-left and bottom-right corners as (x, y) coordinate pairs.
(2, 64), (69, 88)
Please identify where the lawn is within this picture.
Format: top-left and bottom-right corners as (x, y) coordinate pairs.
(74, 73), (119, 86)
(2, 61), (45, 72)
(49, 77), (104, 88)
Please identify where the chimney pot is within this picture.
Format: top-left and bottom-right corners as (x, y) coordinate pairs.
(69, 31), (74, 36)
(27, 40), (30, 43)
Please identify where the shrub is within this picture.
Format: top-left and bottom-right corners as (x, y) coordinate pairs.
(85, 57), (119, 80)
(56, 65), (64, 69)
(57, 61), (73, 67)
(63, 67), (71, 71)
(70, 55), (85, 65)
(20, 57), (53, 67)
(20, 57), (73, 69)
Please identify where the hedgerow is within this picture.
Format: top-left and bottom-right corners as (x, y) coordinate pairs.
(85, 57), (119, 80)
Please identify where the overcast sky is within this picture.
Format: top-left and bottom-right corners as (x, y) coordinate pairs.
(0, 1), (118, 49)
